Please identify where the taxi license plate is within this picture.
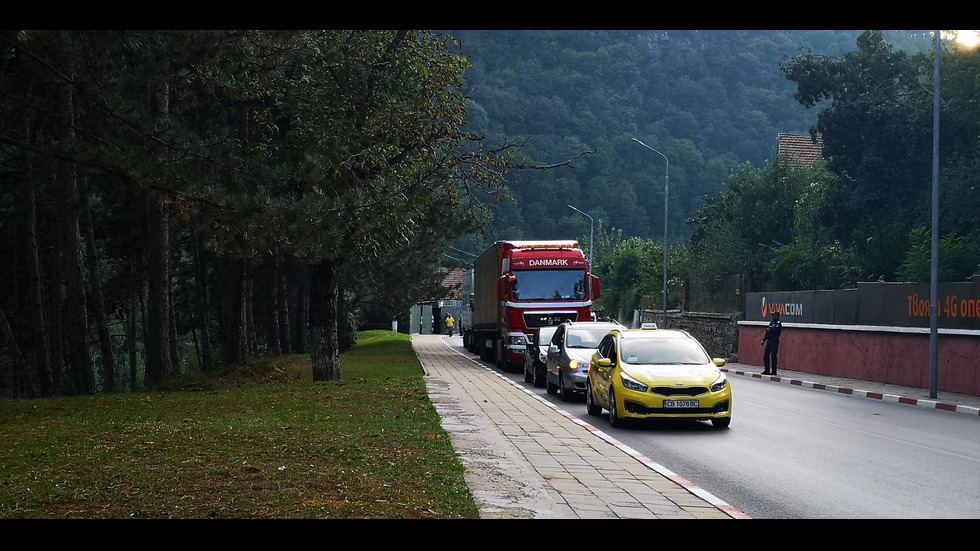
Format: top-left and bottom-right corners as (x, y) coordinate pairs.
(664, 400), (699, 408)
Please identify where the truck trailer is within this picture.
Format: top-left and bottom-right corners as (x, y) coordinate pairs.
(461, 240), (600, 371)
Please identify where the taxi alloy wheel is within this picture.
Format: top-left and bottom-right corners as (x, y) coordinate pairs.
(585, 379), (601, 416)
(608, 388), (624, 428)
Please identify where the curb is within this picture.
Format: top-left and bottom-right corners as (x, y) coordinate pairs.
(723, 369), (980, 417)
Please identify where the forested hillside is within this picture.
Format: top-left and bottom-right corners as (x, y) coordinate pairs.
(439, 30), (932, 251)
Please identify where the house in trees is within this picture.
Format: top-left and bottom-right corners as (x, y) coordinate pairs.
(777, 133), (824, 168)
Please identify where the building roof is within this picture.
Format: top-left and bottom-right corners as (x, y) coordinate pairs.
(440, 267), (466, 299)
(777, 133), (824, 167)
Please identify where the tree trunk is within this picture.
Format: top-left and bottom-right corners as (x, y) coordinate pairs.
(225, 260), (247, 365)
(60, 84), (96, 396)
(277, 259), (292, 355)
(23, 162), (53, 397)
(245, 272), (256, 358)
(80, 175), (116, 392)
(191, 236), (214, 371)
(0, 309), (29, 398)
(144, 191), (173, 389)
(310, 260), (341, 381)
(295, 267), (309, 354)
(267, 258), (281, 357)
(128, 278), (139, 391)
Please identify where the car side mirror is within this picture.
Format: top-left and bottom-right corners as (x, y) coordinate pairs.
(548, 345), (560, 354)
(713, 358), (726, 367)
(596, 357), (612, 368)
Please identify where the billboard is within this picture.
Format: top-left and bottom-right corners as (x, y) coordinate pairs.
(746, 277), (980, 330)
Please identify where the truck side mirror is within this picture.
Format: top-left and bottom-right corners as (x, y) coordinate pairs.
(497, 276), (506, 301)
(591, 275), (601, 299)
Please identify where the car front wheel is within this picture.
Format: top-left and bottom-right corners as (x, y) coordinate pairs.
(712, 416), (731, 429)
(559, 372), (571, 401)
(608, 388), (624, 428)
(532, 362), (546, 388)
(585, 379), (601, 416)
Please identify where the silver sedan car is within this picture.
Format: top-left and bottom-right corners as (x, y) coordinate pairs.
(545, 321), (626, 401)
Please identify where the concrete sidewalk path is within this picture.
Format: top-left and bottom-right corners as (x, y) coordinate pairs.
(414, 333), (744, 519)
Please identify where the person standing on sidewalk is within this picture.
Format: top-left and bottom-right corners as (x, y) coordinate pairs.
(760, 311), (782, 375)
(445, 312), (455, 337)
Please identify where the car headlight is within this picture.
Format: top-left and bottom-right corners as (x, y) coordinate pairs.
(619, 372), (648, 393)
(510, 335), (527, 346)
(710, 373), (728, 392)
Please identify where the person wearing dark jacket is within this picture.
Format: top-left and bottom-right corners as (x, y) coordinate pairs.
(760, 311), (782, 375)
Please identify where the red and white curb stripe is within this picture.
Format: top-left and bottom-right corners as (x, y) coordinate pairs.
(723, 369), (980, 416)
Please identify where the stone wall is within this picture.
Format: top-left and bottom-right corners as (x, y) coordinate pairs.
(640, 309), (741, 361)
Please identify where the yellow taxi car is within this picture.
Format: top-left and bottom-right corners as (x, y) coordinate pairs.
(585, 324), (732, 428)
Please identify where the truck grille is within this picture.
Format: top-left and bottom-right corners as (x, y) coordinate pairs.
(524, 312), (579, 328)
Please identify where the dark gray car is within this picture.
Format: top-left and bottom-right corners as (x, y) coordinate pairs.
(524, 326), (559, 388)
(545, 321), (626, 401)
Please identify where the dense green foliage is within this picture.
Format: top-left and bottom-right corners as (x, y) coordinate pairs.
(0, 30), (510, 396)
(443, 30), (930, 250)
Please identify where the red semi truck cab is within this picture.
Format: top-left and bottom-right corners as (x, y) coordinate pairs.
(465, 240), (601, 370)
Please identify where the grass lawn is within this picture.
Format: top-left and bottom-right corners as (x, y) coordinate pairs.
(0, 331), (479, 519)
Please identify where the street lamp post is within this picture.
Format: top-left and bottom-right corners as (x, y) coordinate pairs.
(632, 138), (669, 329)
(929, 30), (941, 399)
(567, 204), (594, 275)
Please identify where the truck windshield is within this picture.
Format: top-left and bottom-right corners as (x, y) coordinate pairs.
(512, 269), (586, 301)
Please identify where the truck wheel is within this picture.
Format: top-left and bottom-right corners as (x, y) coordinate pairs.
(478, 336), (488, 361)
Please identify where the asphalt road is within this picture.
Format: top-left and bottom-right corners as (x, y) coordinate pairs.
(462, 341), (980, 519)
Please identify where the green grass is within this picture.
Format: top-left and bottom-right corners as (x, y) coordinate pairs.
(0, 331), (479, 519)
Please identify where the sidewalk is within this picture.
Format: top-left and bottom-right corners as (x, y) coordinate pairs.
(414, 334), (743, 519)
(414, 333), (980, 519)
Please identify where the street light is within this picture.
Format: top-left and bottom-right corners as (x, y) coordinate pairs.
(632, 137), (669, 329)
(929, 30), (941, 399)
(567, 204), (594, 274)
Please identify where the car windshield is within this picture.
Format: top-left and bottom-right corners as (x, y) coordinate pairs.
(564, 327), (610, 349)
(512, 269), (586, 301)
(620, 337), (710, 365)
(537, 327), (558, 344)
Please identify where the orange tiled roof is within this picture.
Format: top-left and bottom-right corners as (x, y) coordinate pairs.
(440, 268), (466, 298)
(777, 133), (824, 167)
